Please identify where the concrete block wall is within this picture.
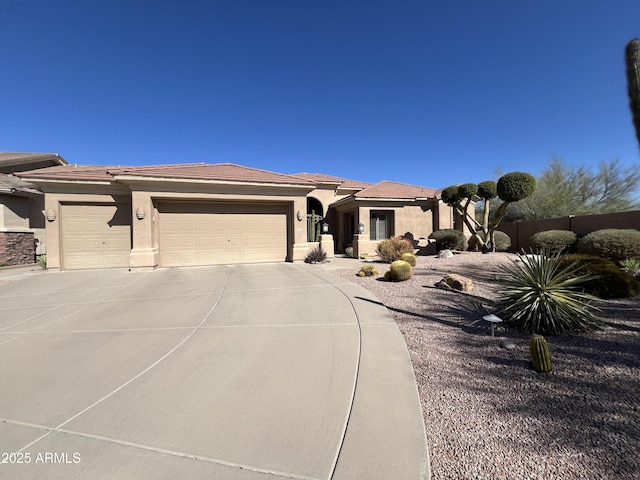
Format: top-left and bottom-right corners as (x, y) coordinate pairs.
(0, 231), (35, 265)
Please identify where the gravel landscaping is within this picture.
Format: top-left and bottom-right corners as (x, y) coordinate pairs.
(331, 252), (640, 480)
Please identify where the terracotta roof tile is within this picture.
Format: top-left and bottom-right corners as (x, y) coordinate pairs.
(291, 173), (371, 190)
(18, 163), (315, 185)
(354, 181), (437, 200)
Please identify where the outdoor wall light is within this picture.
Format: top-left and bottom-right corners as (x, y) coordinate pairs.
(136, 207), (146, 220)
(322, 222), (329, 234)
(358, 223), (365, 234)
(45, 209), (57, 222)
(296, 210), (303, 221)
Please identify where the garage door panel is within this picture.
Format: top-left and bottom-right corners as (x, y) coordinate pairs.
(61, 204), (131, 270)
(158, 203), (287, 267)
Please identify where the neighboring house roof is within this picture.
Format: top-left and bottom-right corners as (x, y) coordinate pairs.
(354, 180), (438, 200)
(0, 152), (67, 173)
(18, 163), (316, 186)
(291, 173), (371, 190)
(0, 173), (42, 196)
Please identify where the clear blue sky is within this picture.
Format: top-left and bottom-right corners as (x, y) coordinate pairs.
(2, 0), (640, 189)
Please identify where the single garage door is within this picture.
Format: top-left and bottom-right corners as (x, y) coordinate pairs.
(61, 203), (132, 270)
(158, 202), (288, 267)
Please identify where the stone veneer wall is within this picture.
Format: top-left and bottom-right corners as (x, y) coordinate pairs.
(0, 231), (35, 266)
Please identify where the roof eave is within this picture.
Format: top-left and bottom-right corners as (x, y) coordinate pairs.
(112, 175), (314, 189)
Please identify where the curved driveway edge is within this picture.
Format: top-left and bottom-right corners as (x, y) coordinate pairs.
(299, 264), (431, 480)
(0, 263), (429, 479)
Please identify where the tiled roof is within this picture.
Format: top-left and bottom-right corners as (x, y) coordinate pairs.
(354, 181), (438, 200)
(18, 163), (315, 186)
(0, 173), (41, 195)
(110, 163), (315, 185)
(0, 152), (67, 171)
(291, 173), (371, 190)
(18, 165), (116, 181)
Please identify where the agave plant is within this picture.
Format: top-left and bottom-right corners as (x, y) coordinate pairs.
(495, 250), (602, 335)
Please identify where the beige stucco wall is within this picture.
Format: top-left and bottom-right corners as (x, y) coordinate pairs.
(39, 180), (314, 270)
(0, 195), (30, 229)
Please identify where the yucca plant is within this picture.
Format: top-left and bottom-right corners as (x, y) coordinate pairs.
(496, 249), (602, 335)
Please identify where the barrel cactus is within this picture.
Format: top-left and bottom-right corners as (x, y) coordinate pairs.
(389, 260), (413, 281)
(400, 252), (417, 267)
(529, 334), (552, 373)
(358, 264), (380, 277)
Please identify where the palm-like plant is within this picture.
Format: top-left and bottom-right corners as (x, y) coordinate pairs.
(496, 250), (602, 335)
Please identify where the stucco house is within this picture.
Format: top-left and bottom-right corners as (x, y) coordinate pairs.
(0, 152), (68, 265)
(16, 160), (465, 271)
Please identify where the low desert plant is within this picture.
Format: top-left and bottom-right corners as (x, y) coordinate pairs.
(559, 254), (640, 299)
(305, 245), (327, 263)
(529, 334), (552, 373)
(344, 246), (354, 258)
(358, 264), (380, 277)
(388, 260), (413, 281)
(37, 254), (47, 269)
(577, 228), (640, 262)
(429, 229), (467, 251)
(530, 230), (578, 253)
(376, 236), (414, 263)
(400, 252), (417, 266)
(496, 249), (602, 335)
(620, 257), (640, 278)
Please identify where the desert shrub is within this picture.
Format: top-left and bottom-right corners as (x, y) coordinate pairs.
(400, 252), (417, 266)
(376, 236), (414, 263)
(389, 260), (413, 281)
(37, 254), (47, 269)
(496, 249), (602, 335)
(620, 257), (640, 279)
(530, 230), (578, 253)
(344, 246), (354, 258)
(577, 229), (640, 262)
(468, 231), (511, 252)
(305, 245), (327, 263)
(429, 229), (468, 251)
(559, 254), (640, 299)
(358, 264), (380, 277)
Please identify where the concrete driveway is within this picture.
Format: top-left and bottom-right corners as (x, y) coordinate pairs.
(0, 263), (429, 479)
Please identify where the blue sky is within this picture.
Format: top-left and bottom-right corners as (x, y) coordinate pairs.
(2, 0), (640, 189)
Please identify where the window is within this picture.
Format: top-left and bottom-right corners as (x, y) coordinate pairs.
(370, 211), (391, 240)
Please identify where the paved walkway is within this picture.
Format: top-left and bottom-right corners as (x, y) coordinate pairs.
(0, 263), (429, 479)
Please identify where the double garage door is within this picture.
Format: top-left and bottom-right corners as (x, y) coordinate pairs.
(60, 202), (289, 270)
(158, 202), (288, 267)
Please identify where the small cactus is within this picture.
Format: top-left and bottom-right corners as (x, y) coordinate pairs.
(358, 264), (380, 277)
(389, 260), (413, 281)
(384, 271), (392, 281)
(529, 334), (552, 373)
(400, 252), (417, 267)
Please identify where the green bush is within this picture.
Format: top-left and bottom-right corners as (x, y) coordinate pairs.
(559, 254), (640, 299)
(530, 230), (578, 253)
(376, 236), (414, 263)
(305, 245), (327, 263)
(358, 264), (380, 277)
(400, 252), (417, 266)
(468, 231), (511, 252)
(429, 229), (468, 251)
(496, 249), (602, 335)
(577, 229), (640, 262)
(389, 260), (413, 281)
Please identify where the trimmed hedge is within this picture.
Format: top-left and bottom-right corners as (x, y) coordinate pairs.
(530, 230), (578, 253)
(559, 254), (640, 299)
(429, 229), (468, 251)
(577, 229), (640, 262)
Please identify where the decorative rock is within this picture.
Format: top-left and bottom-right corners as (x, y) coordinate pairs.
(437, 249), (454, 258)
(500, 340), (516, 350)
(434, 274), (474, 292)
